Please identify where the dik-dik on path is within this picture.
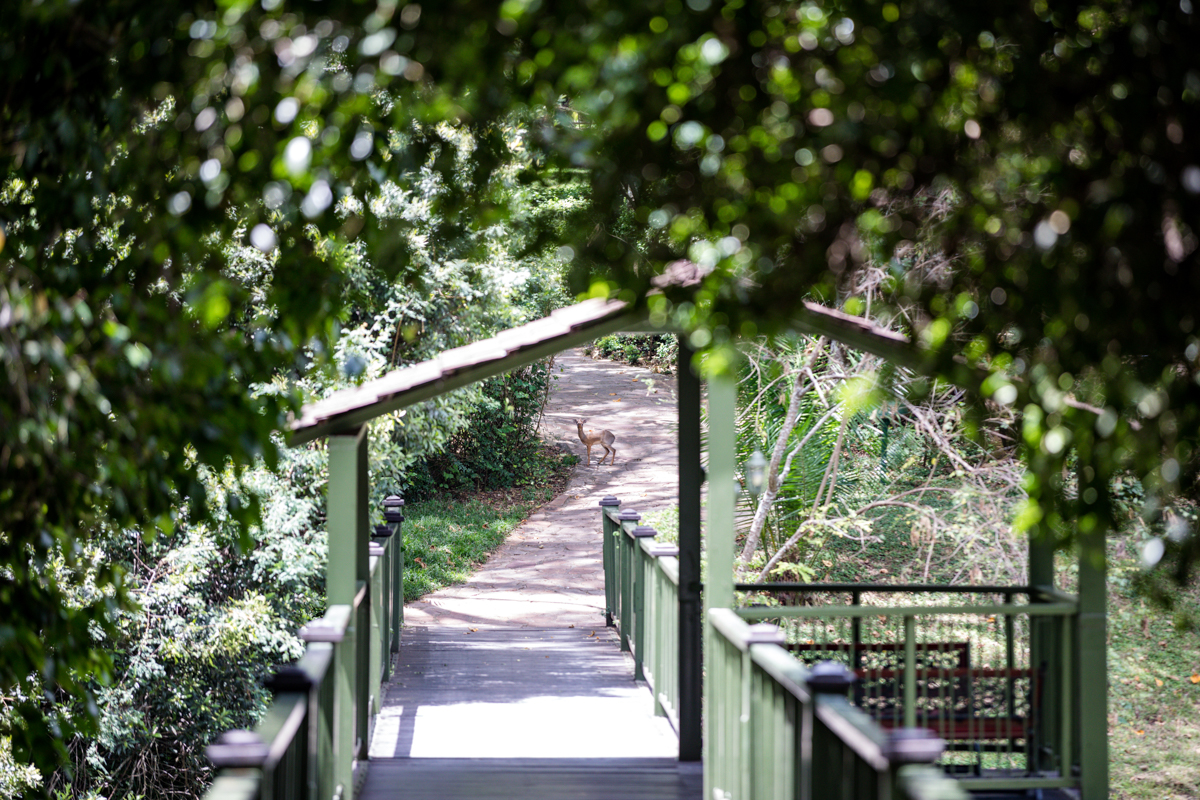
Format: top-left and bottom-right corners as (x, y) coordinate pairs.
(360, 348), (698, 800)
(401, 347), (680, 630)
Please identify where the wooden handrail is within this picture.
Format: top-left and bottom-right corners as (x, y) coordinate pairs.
(203, 503), (406, 800)
(737, 582), (1034, 595)
(737, 601), (1078, 620)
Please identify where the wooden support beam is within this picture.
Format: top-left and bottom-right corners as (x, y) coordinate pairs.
(705, 369), (737, 611)
(791, 301), (923, 371)
(703, 367), (739, 799)
(290, 306), (649, 445)
(1077, 464), (1109, 800)
(327, 426), (369, 800)
(676, 338), (702, 762)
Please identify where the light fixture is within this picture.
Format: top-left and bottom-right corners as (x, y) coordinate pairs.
(746, 450), (767, 497)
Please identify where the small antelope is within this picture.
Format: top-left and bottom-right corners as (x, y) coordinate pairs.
(573, 418), (617, 466)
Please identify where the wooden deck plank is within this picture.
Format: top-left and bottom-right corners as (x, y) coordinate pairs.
(368, 627), (678, 760)
(361, 759), (703, 800)
(363, 627), (693, 798)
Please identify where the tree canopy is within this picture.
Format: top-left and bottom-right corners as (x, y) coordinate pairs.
(3, 0), (1198, 784)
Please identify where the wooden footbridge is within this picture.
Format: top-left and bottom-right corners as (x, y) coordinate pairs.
(202, 299), (1108, 800)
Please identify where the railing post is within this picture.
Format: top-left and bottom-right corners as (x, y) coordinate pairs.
(630, 525), (657, 679)
(677, 338), (703, 762)
(372, 525), (393, 682)
(903, 615), (917, 729)
(1030, 598), (1059, 772)
(355, 581), (370, 766)
(599, 496), (621, 627)
(206, 728), (268, 770)
(300, 607), (351, 800)
(884, 729), (961, 800)
(1030, 516), (1058, 773)
(368, 542), (385, 719)
(384, 494), (405, 651)
(703, 369), (738, 798)
(265, 664), (318, 800)
(1059, 611), (1073, 784)
(743, 623), (786, 799)
(1076, 479), (1109, 800)
(807, 661), (857, 800)
(616, 508), (641, 650)
(648, 542), (679, 719)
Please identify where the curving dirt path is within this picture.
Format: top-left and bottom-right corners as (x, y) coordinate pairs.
(402, 347), (679, 630)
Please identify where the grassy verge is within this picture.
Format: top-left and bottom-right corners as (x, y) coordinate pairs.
(1084, 545), (1200, 800)
(400, 445), (574, 601)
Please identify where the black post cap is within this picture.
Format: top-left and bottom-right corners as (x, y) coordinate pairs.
(206, 729), (269, 768)
(265, 665), (314, 693)
(617, 509), (642, 522)
(807, 660), (858, 693)
(599, 496), (621, 507)
(883, 728), (946, 764)
(372, 524), (394, 538)
(383, 494), (405, 523)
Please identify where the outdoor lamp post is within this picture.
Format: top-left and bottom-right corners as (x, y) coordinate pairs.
(746, 450), (767, 497)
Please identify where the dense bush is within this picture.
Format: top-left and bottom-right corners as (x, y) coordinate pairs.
(45, 448), (329, 800)
(405, 358), (557, 499)
(587, 334), (677, 373)
(6, 132), (582, 798)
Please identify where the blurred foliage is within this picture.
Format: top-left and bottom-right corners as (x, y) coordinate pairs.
(531, 0), (1199, 607)
(44, 451), (326, 799)
(1, 0), (580, 788)
(4, 0), (1200, 790)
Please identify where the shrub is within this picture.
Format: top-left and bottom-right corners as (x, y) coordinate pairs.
(405, 357), (557, 499)
(587, 334), (677, 373)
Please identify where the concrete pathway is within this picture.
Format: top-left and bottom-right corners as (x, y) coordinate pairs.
(402, 348), (679, 629)
(363, 347), (692, 783)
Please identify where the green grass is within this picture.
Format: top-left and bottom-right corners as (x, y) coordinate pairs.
(400, 495), (537, 601)
(399, 443), (573, 601)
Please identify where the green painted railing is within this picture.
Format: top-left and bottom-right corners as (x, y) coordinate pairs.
(203, 497), (405, 800)
(600, 497), (681, 728)
(600, 496), (965, 800)
(707, 608), (968, 800)
(736, 583), (1080, 794)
